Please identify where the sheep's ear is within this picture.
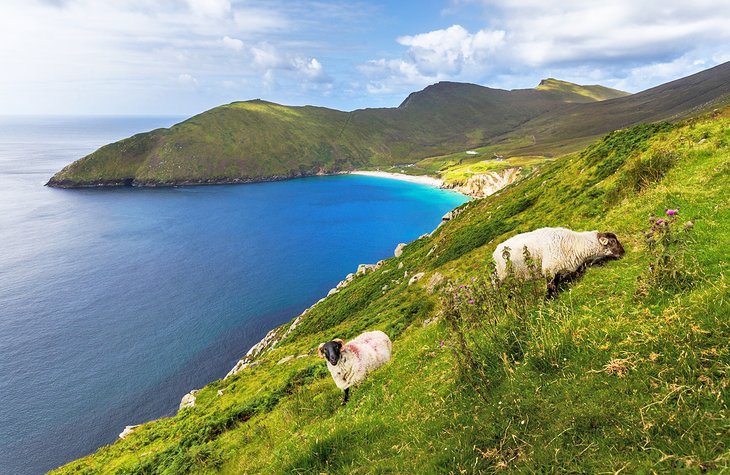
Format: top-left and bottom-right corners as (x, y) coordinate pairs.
(599, 237), (609, 245)
(333, 338), (345, 348)
(317, 343), (325, 359)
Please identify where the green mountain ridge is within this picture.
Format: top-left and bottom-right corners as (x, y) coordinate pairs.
(46, 74), (638, 188)
(46, 62), (730, 188)
(535, 78), (630, 102)
(53, 103), (729, 473)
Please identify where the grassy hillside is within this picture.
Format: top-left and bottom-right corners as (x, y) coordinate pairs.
(47, 62), (729, 189)
(496, 61), (730, 158)
(53, 108), (729, 473)
(46, 78), (635, 188)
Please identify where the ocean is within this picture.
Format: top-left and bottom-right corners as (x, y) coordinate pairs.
(0, 116), (467, 474)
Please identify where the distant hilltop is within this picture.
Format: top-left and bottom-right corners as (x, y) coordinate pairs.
(47, 62), (730, 188)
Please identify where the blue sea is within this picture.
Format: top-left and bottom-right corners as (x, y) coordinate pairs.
(0, 116), (467, 474)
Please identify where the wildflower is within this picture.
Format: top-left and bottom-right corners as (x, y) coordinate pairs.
(459, 285), (464, 289)
(666, 209), (679, 216)
(468, 299), (475, 304)
(440, 340), (445, 348)
(655, 219), (665, 225)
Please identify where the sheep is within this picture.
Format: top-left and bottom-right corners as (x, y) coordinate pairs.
(318, 330), (392, 404)
(493, 227), (625, 297)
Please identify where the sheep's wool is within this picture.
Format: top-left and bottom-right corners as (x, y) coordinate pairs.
(327, 331), (392, 390)
(493, 227), (603, 280)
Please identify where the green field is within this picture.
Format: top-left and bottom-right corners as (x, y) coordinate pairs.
(53, 107), (729, 474)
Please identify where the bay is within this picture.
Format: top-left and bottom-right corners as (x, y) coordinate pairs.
(0, 116), (466, 474)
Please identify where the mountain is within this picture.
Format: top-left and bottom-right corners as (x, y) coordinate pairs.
(46, 78), (632, 188)
(52, 104), (730, 473)
(47, 63), (729, 188)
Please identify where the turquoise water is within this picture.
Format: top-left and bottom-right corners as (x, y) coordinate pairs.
(0, 117), (467, 474)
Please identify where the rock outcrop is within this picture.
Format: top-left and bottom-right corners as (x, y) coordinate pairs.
(119, 425), (140, 439)
(179, 390), (199, 410)
(444, 167), (521, 198)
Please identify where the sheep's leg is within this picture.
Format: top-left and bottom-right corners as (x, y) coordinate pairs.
(546, 274), (560, 299)
(342, 387), (350, 405)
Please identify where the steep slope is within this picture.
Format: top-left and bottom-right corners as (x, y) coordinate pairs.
(47, 79), (627, 188)
(53, 107), (729, 473)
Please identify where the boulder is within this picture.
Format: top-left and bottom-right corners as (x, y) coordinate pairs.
(179, 389), (199, 410)
(408, 272), (425, 286)
(394, 243), (406, 257)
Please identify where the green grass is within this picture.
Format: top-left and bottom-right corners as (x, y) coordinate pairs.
(52, 109), (729, 473)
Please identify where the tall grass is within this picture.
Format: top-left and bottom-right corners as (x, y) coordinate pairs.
(442, 251), (579, 401)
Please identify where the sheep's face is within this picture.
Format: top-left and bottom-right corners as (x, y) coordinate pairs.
(597, 232), (625, 258)
(318, 339), (344, 366)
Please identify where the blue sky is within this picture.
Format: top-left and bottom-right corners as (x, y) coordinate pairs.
(1, 0), (729, 115)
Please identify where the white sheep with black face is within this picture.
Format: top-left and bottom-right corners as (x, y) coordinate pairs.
(493, 227), (625, 297)
(318, 330), (392, 404)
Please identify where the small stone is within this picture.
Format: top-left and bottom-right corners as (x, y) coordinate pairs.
(277, 355), (294, 365)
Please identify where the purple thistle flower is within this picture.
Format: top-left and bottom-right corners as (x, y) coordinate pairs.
(440, 340), (445, 347)
(666, 209), (678, 216)
(459, 285), (464, 289)
(468, 299), (475, 304)
(656, 219), (665, 225)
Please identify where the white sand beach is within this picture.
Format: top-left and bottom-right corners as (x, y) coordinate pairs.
(350, 170), (443, 188)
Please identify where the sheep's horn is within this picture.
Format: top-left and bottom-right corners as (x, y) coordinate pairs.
(333, 338), (345, 347)
(317, 343), (325, 358)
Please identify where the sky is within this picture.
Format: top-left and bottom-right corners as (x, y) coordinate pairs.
(1, 0), (729, 115)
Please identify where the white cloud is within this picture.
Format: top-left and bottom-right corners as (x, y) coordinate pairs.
(361, 25), (505, 92)
(221, 35), (244, 51)
(0, 0), (337, 113)
(186, 0), (231, 19)
(178, 73), (199, 87)
(363, 0), (730, 95)
(398, 25), (504, 76)
(249, 43), (331, 86)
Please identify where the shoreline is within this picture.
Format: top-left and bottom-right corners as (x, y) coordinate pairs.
(349, 170), (444, 188)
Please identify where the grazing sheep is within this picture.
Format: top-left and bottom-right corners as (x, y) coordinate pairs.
(318, 330), (392, 404)
(493, 227), (625, 297)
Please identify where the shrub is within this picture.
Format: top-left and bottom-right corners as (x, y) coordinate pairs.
(606, 148), (679, 204)
(584, 122), (675, 180)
